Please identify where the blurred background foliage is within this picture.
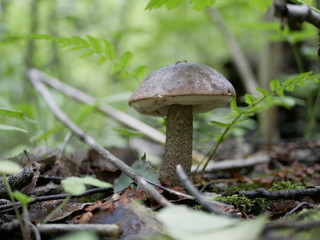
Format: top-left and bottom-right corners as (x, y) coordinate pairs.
(0, 0), (319, 159)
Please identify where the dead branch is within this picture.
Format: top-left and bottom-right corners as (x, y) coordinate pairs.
(0, 221), (120, 238)
(36, 224), (120, 237)
(176, 164), (227, 215)
(28, 68), (206, 163)
(0, 168), (36, 199)
(193, 153), (270, 172)
(0, 187), (112, 214)
(27, 69), (172, 207)
(207, 8), (259, 96)
(274, 3), (320, 29)
(239, 186), (320, 200)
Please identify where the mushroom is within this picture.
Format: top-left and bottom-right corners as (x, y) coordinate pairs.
(129, 62), (236, 184)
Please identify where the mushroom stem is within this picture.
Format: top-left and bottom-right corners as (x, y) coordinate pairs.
(160, 104), (193, 184)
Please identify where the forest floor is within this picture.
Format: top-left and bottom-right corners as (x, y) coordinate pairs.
(1, 138), (320, 240)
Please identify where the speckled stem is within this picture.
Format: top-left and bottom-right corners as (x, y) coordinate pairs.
(160, 104), (193, 184)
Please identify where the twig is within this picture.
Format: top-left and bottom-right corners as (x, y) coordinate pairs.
(0, 168), (36, 199)
(239, 186), (320, 200)
(28, 69), (205, 163)
(145, 179), (195, 200)
(207, 8), (259, 96)
(274, 3), (320, 29)
(27, 69), (171, 207)
(59, 132), (72, 159)
(193, 153), (270, 172)
(176, 165), (227, 215)
(0, 187), (112, 213)
(36, 223), (120, 237)
(1, 173), (28, 240)
(29, 222), (41, 240)
(284, 202), (312, 217)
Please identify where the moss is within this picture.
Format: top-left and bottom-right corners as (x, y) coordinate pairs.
(192, 205), (202, 210)
(215, 195), (266, 214)
(270, 181), (304, 191)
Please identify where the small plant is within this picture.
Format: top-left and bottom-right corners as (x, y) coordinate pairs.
(197, 72), (320, 178)
(270, 181), (304, 191)
(0, 107), (32, 133)
(41, 176), (112, 223)
(215, 195), (266, 214)
(1, 35), (147, 81)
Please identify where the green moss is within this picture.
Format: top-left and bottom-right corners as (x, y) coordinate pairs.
(215, 195), (266, 214)
(74, 192), (106, 203)
(192, 205), (202, 210)
(270, 181), (304, 191)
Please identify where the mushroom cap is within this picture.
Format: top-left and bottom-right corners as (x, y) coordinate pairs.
(129, 62), (236, 116)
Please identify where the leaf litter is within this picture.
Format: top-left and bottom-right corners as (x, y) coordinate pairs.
(1, 140), (320, 239)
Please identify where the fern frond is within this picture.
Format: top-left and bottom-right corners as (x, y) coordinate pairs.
(1, 34), (146, 79)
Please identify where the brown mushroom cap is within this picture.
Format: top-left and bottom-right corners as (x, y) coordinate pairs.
(129, 62), (236, 116)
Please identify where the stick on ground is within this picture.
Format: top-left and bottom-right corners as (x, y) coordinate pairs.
(176, 164), (227, 215)
(27, 69), (171, 207)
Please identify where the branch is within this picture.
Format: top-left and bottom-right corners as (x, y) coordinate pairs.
(28, 69), (206, 163)
(239, 186), (320, 200)
(0, 187), (113, 214)
(36, 224), (120, 237)
(0, 168), (36, 199)
(176, 165), (228, 215)
(27, 69), (171, 207)
(207, 8), (259, 96)
(274, 3), (320, 29)
(193, 153), (270, 172)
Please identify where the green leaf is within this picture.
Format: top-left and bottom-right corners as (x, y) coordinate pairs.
(157, 205), (266, 240)
(87, 35), (103, 52)
(113, 128), (145, 137)
(166, 0), (185, 10)
(61, 176), (112, 196)
(0, 160), (21, 174)
(13, 191), (35, 205)
(145, 0), (169, 10)
(71, 36), (90, 48)
(0, 124), (28, 133)
(256, 88), (271, 97)
(244, 94), (257, 106)
(249, 0), (272, 12)
(269, 79), (280, 91)
(210, 121), (231, 128)
(103, 39), (116, 60)
(291, 0), (316, 7)
(118, 51), (133, 69)
(0, 107), (30, 121)
(114, 161), (159, 192)
(230, 97), (240, 113)
(192, 0), (216, 10)
(132, 65), (147, 78)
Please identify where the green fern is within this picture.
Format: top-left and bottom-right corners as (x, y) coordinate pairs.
(1, 34), (147, 80)
(199, 72), (320, 176)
